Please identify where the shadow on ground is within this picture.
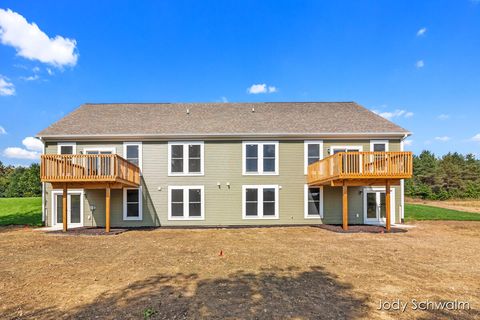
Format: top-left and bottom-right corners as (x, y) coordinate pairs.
(3, 266), (369, 319)
(0, 211), (42, 227)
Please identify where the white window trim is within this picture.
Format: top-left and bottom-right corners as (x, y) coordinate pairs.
(304, 184), (324, 219)
(363, 187), (396, 225)
(123, 187), (143, 221)
(167, 141), (204, 176)
(329, 145), (364, 155)
(304, 140), (323, 175)
(123, 142), (143, 171)
(82, 147), (116, 154)
(51, 189), (84, 227)
(167, 186), (205, 220)
(57, 142), (76, 155)
(242, 141), (279, 175)
(370, 140), (389, 152)
(242, 185), (279, 220)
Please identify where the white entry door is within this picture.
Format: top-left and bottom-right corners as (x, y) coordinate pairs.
(363, 188), (395, 225)
(53, 191), (84, 228)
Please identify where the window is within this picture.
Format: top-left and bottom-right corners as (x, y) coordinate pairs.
(123, 187), (142, 220)
(168, 142), (204, 175)
(168, 186), (205, 220)
(370, 140), (389, 172)
(242, 185), (279, 219)
(123, 142), (142, 170)
(304, 185), (323, 218)
(330, 146), (363, 174)
(83, 148), (116, 176)
(370, 140), (389, 152)
(304, 141), (323, 174)
(57, 143), (76, 155)
(242, 142), (279, 175)
(330, 146), (363, 154)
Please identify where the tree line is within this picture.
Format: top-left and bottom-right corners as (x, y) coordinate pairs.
(0, 161), (41, 198)
(406, 151), (480, 200)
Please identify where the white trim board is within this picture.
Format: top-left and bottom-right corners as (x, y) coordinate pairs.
(370, 140), (389, 152)
(167, 186), (205, 221)
(329, 145), (364, 155)
(242, 141), (279, 175)
(82, 147), (116, 154)
(57, 142), (77, 154)
(123, 142), (143, 171)
(50, 189), (85, 228)
(304, 184), (324, 219)
(242, 185), (280, 220)
(363, 187), (396, 225)
(304, 140), (323, 175)
(123, 187), (143, 221)
(167, 141), (205, 176)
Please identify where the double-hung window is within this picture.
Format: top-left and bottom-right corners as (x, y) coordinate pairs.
(243, 142), (279, 175)
(123, 142), (142, 170)
(123, 187), (142, 220)
(304, 185), (323, 218)
(168, 186), (205, 220)
(304, 140), (323, 174)
(168, 142), (204, 175)
(242, 185), (279, 219)
(57, 143), (76, 155)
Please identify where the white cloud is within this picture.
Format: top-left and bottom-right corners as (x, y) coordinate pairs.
(373, 109), (414, 120)
(20, 74), (39, 81)
(435, 136), (451, 142)
(416, 27), (427, 37)
(2, 136), (43, 160)
(3, 147), (39, 160)
(32, 66), (40, 73)
(416, 60), (424, 68)
(221, 96), (228, 102)
(247, 83), (278, 94)
(0, 76), (15, 96)
(404, 139), (413, 146)
(0, 8), (78, 68)
(0, 126), (6, 134)
(471, 134), (480, 142)
(46, 68), (53, 75)
(437, 114), (450, 120)
(268, 86), (278, 93)
(22, 136), (43, 152)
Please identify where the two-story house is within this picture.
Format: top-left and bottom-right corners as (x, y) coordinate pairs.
(38, 102), (412, 232)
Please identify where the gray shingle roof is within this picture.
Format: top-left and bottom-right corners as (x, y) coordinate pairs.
(37, 102), (409, 139)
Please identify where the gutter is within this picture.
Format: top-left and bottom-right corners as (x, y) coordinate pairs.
(37, 131), (412, 142)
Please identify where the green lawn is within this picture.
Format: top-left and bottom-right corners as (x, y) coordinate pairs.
(0, 197), (43, 226)
(405, 203), (480, 221)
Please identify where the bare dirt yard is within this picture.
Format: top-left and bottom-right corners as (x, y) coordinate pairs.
(1, 222), (479, 319)
(406, 197), (480, 214)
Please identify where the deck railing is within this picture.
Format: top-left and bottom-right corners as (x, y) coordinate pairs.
(41, 154), (141, 186)
(307, 151), (413, 185)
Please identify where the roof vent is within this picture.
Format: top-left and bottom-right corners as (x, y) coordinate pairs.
(186, 108), (190, 115)
(251, 107), (255, 113)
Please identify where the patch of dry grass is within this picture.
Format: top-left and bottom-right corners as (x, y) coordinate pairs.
(0, 223), (479, 319)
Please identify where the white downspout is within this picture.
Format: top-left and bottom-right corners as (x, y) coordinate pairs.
(41, 138), (45, 224)
(400, 134), (407, 223)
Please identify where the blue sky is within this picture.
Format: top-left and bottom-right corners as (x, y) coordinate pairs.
(0, 1), (479, 166)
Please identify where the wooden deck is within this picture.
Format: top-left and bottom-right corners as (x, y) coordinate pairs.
(307, 151), (413, 186)
(41, 154), (140, 188)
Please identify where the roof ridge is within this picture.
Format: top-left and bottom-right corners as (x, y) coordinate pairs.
(82, 101), (358, 105)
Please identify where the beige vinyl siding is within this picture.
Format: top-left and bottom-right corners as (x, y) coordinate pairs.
(43, 139), (404, 227)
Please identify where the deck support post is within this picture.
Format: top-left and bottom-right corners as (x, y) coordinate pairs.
(342, 183), (348, 231)
(385, 180), (391, 232)
(62, 183), (68, 232)
(106, 185), (111, 233)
